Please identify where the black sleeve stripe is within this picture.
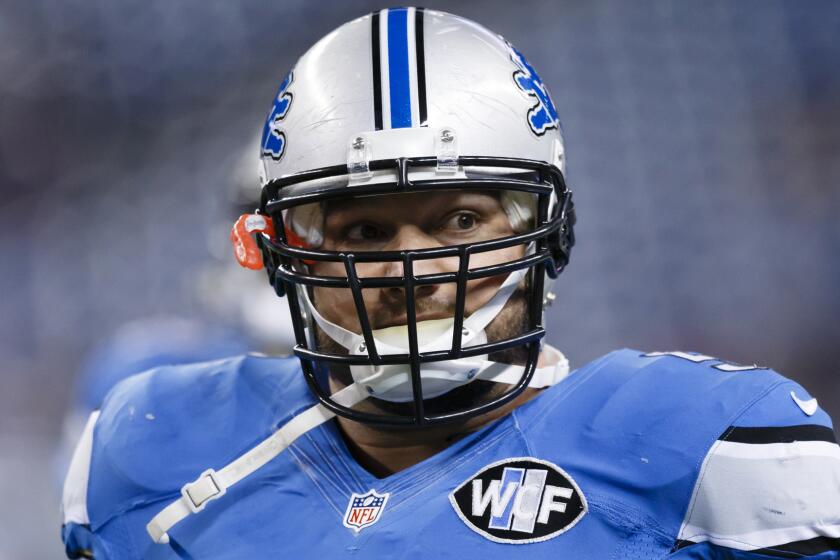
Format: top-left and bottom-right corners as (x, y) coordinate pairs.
(753, 536), (840, 557)
(721, 424), (837, 444)
(674, 537), (840, 557)
(672, 539), (693, 551)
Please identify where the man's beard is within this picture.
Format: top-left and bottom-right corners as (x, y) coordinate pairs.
(313, 289), (531, 420)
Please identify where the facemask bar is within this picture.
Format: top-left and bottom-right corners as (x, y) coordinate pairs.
(258, 156), (574, 426)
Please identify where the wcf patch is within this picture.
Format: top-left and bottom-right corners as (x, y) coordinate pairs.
(449, 457), (587, 544)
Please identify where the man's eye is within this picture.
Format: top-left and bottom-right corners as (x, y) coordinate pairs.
(444, 212), (478, 231)
(457, 213), (476, 229)
(346, 223), (385, 241)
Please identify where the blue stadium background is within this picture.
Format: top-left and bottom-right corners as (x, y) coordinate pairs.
(0, 1), (838, 556)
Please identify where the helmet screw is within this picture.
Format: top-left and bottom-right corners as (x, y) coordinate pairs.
(440, 129), (454, 143)
(352, 136), (365, 150)
(544, 292), (557, 307)
(358, 342), (366, 353)
(366, 385), (375, 394)
(467, 369), (478, 379)
(461, 327), (470, 337)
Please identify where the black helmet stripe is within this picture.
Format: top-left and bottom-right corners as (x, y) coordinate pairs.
(415, 7), (428, 127)
(371, 11), (383, 130)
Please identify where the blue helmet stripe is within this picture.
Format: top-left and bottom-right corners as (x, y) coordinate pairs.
(387, 8), (412, 129)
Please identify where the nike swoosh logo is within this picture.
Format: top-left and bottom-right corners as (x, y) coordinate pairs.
(790, 391), (818, 416)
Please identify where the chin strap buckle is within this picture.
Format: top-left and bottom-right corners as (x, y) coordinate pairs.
(182, 469), (226, 513)
(146, 468), (228, 544)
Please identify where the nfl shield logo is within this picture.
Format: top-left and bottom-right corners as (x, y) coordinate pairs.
(342, 490), (390, 532)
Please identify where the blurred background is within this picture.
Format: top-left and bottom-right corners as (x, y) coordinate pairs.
(1, 0), (838, 557)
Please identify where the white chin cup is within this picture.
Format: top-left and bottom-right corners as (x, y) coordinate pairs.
(349, 318), (489, 402)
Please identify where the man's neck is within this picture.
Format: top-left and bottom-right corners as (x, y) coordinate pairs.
(335, 388), (542, 478)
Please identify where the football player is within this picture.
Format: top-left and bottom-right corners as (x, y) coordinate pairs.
(62, 8), (840, 559)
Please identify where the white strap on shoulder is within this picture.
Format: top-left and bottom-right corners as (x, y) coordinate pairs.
(145, 384), (366, 544)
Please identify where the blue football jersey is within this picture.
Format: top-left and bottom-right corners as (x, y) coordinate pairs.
(61, 350), (840, 559)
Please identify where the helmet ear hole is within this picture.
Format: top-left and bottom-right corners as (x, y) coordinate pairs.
(548, 193), (575, 277)
(271, 269), (286, 298)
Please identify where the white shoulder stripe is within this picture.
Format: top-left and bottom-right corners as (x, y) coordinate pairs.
(61, 410), (100, 526)
(679, 436), (840, 549)
(405, 7), (420, 127)
(713, 439), (840, 461)
(377, 9), (392, 129)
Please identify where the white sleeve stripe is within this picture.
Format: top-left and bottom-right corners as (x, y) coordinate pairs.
(713, 439), (840, 461)
(61, 410), (100, 526)
(678, 440), (840, 547)
(680, 523), (840, 552)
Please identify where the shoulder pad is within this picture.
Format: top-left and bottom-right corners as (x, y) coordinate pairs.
(86, 354), (309, 531)
(521, 349), (793, 439)
(677, 377), (839, 555)
(513, 348), (838, 547)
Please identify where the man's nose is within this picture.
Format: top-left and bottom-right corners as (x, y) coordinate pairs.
(370, 225), (456, 303)
(380, 225), (457, 277)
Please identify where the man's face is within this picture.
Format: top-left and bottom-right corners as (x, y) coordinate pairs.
(310, 189), (525, 333)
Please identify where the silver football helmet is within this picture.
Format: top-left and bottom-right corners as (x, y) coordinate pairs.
(234, 8), (575, 426)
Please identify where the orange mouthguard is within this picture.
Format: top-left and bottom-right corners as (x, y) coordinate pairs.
(230, 214), (275, 270)
(230, 213), (313, 269)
